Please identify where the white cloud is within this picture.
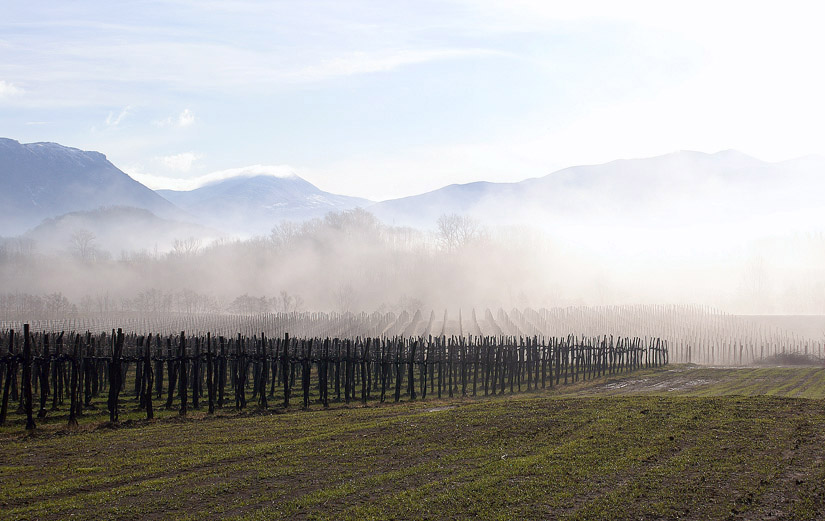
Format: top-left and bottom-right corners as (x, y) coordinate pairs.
(154, 108), (196, 128)
(159, 152), (201, 172)
(105, 105), (131, 127)
(0, 80), (23, 98)
(126, 164), (296, 191)
(285, 48), (508, 82)
(177, 108), (195, 127)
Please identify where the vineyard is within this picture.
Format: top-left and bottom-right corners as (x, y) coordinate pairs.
(0, 325), (666, 432)
(2, 304), (822, 364)
(1, 304), (822, 433)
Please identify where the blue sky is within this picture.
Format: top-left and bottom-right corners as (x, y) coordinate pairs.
(2, 1), (824, 200)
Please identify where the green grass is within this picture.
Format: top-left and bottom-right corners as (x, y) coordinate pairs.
(1, 366), (824, 520)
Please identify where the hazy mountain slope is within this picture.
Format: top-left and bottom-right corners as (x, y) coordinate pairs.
(0, 138), (180, 235)
(369, 150), (824, 229)
(158, 173), (371, 236)
(25, 206), (221, 256)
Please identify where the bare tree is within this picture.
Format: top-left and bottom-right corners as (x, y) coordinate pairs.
(276, 290), (304, 313)
(270, 221), (302, 249)
(70, 229), (97, 262)
(171, 236), (202, 258)
(436, 214), (481, 252)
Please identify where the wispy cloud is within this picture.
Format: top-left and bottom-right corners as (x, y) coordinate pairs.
(126, 164), (296, 191)
(284, 48), (508, 82)
(154, 108), (196, 128)
(105, 105), (132, 127)
(159, 152), (201, 172)
(177, 108), (195, 127)
(0, 80), (23, 98)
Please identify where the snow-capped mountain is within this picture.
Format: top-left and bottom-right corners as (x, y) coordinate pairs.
(157, 172), (371, 236)
(0, 138), (179, 235)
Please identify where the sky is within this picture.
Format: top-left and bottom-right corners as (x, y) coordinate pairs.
(2, 1), (825, 200)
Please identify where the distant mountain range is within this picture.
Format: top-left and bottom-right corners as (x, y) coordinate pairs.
(0, 138), (180, 235)
(158, 171), (370, 236)
(371, 149), (825, 229)
(2, 137), (823, 253)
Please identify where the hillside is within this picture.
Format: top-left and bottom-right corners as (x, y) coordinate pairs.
(0, 138), (180, 235)
(25, 206), (221, 256)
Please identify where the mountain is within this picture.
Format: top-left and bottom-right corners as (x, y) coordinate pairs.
(25, 206), (221, 256)
(369, 150), (825, 232)
(0, 138), (180, 235)
(157, 172), (371, 236)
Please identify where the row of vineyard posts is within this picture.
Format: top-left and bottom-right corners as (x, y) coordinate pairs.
(0, 325), (668, 431)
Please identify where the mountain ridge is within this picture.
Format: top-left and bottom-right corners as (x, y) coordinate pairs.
(157, 172), (371, 236)
(0, 138), (180, 235)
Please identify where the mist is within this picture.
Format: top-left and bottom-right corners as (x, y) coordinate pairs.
(2, 201), (823, 318)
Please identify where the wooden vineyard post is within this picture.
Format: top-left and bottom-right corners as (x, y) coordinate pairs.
(366, 338), (373, 399)
(428, 337), (435, 396)
(68, 334), (81, 427)
(192, 336), (200, 410)
(525, 338), (532, 392)
(394, 339), (403, 403)
(408, 340), (416, 401)
(499, 342), (506, 395)
(52, 333), (62, 410)
(447, 338), (454, 398)
(472, 339), (479, 397)
(420, 340), (428, 400)
(84, 333), (93, 406)
(379, 339), (387, 403)
(258, 333), (268, 409)
(165, 336), (177, 410)
(137, 336), (146, 409)
(437, 338), (443, 399)
(333, 338), (340, 402)
(134, 336), (143, 404)
(509, 341), (515, 394)
(37, 332), (50, 418)
(361, 338), (369, 404)
(218, 336), (226, 408)
(108, 328), (123, 423)
(483, 339), (490, 396)
(269, 338), (277, 400)
(179, 331), (187, 417)
(302, 339), (312, 409)
(155, 334), (164, 399)
(282, 333), (290, 408)
(0, 330), (14, 425)
(235, 334), (246, 410)
(458, 339), (466, 397)
(144, 334), (154, 420)
(74, 333), (84, 419)
(251, 336), (259, 402)
(22, 324), (35, 430)
(207, 333), (215, 414)
(320, 338), (330, 408)
(344, 339), (351, 404)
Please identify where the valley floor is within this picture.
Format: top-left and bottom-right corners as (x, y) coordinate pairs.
(2, 366), (825, 520)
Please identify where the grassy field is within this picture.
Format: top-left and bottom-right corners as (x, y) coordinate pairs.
(1, 366), (824, 520)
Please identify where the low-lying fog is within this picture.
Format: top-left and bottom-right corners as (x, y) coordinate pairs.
(1, 204), (823, 317)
